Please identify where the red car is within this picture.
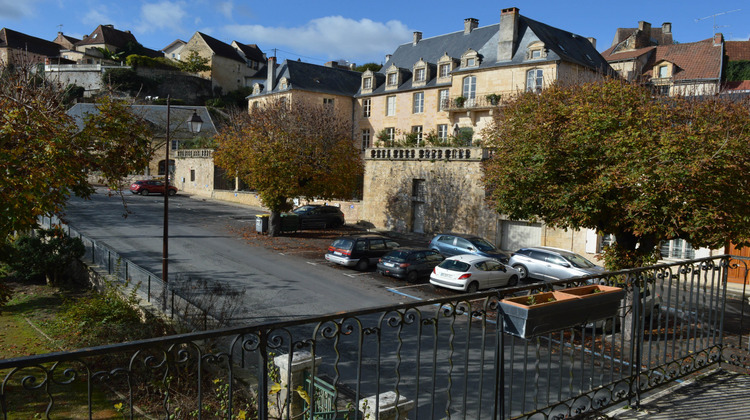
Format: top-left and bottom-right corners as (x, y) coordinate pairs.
(129, 180), (178, 196)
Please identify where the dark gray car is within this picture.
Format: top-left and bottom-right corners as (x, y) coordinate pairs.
(508, 246), (605, 281)
(428, 233), (509, 263)
(376, 248), (444, 282)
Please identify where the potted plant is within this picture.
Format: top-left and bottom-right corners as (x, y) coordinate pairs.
(485, 93), (502, 105)
(499, 284), (624, 338)
(454, 96), (466, 108)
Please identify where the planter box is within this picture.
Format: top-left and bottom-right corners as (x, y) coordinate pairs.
(499, 285), (625, 338)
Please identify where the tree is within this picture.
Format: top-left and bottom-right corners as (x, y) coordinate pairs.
(178, 51), (211, 73)
(482, 79), (750, 269)
(0, 66), (153, 242)
(214, 101), (364, 236)
(354, 62), (382, 73)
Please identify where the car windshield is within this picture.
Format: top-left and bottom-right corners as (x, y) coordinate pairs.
(438, 259), (471, 272)
(330, 238), (353, 251)
(470, 238), (497, 252)
(383, 250), (411, 262)
(564, 253), (597, 268)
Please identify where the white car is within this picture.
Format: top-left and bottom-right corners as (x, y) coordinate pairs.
(429, 254), (521, 293)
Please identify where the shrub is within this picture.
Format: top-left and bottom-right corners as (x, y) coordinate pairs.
(4, 227), (84, 284)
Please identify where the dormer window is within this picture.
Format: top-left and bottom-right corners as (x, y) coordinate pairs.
(526, 42), (547, 60)
(387, 72), (398, 86)
(279, 77), (289, 90)
(437, 53), (457, 81)
(658, 65), (669, 78)
(439, 63), (451, 78)
(461, 49), (480, 68)
(363, 77), (372, 89)
(414, 68), (425, 82)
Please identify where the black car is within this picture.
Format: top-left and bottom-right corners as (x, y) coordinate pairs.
(428, 233), (510, 263)
(376, 248), (444, 282)
(292, 205), (345, 229)
(325, 234), (400, 270)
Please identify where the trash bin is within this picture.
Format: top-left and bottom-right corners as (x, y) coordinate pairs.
(256, 214), (269, 233)
(280, 213), (300, 232)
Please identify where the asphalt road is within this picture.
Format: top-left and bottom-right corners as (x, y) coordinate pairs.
(62, 188), (425, 324)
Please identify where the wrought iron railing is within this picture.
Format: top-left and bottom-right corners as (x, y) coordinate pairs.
(1, 256), (748, 419)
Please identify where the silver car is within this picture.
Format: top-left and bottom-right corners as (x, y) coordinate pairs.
(508, 246), (605, 281)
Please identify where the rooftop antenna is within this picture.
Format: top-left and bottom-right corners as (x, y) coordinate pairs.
(695, 9), (740, 35)
(57, 24), (63, 33)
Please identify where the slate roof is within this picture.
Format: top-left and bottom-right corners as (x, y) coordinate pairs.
(66, 104), (217, 138)
(725, 41), (750, 61)
(234, 42), (265, 62)
(196, 32), (245, 63)
(642, 38), (722, 81)
(0, 28), (61, 57)
(262, 60), (362, 96)
(368, 14), (611, 95)
(76, 25), (138, 49)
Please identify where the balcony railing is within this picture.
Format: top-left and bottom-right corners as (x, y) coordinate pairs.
(176, 149), (214, 158)
(1, 256), (749, 419)
(367, 147), (492, 161)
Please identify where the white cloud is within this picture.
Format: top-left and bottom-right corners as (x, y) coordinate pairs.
(82, 7), (116, 28)
(0, 0), (36, 19)
(223, 16), (412, 63)
(136, 1), (188, 34)
(218, 1), (233, 20)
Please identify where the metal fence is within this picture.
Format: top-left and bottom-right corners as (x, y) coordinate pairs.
(1, 253), (749, 419)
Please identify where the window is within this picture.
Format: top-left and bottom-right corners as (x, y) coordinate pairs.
(361, 129), (371, 150)
(171, 139), (179, 150)
(414, 68), (426, 82)
(437, 124), (448, 140)
(660, 239), (695, 260)
(363, 99), (371, 117)
(387, 72), (398, 86)
(412, 126), (423, 144)
(438, 89), (450, 111)
(466, 58), (476, 67)
(462, 76), (476, 100)
(190, 169), (195, 182)
(386, 96), (396, 116)
(413, 92), (424, 114)
(526, 69), (543, 92)
(363, 77), (372, 89)
(412, 179), (425, 201)
(531, 50), (541, 59)
(323, 98), (334, 106)
(658, 65), (669, 78)
(439, 63), (451, 78)
(385, 127), (395, 144)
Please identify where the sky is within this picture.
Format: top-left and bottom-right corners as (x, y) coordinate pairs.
(1, 0), (748, 66)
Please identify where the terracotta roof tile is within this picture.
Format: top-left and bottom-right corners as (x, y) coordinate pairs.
(643, 38), (722, 81)
(725, 41), (750, 61)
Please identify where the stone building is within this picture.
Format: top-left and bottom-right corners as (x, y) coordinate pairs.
(0, 28), (64, 66)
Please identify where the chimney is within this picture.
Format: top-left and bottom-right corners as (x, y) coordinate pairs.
(635, 21), (651, 48)
(385, 54), (392, 63)
(413, 31), (422, 45)
(714, 33), (724, 46)
(662, 22), (672, 34)
(587, 37), (597, 49)
(267, 56), (276, 92)
(464, 18), (478, 34)
(498, 7), (519, 61)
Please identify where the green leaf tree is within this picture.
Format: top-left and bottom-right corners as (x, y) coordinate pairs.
(178, 51), (211, 73)
(482, 79), (750, 270)
(0, 66), (152, 243)
(214, 101), (364, 236)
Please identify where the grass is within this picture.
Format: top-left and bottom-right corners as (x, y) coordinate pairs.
(0, 281), (123, 419)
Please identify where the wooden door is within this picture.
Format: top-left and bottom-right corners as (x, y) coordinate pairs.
(726, 243), (750, 284)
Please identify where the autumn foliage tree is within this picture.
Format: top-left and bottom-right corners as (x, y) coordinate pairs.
(214, 100), (364, 236)
(0, 66), (152, 243)
(482, 79), (750, 269)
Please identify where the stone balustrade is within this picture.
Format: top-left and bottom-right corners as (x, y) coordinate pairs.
(366, 147), (494, 161)
(176, 149), (213, 158)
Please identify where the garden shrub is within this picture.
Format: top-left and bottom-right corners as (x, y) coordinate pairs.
(5, 227), (84, 284)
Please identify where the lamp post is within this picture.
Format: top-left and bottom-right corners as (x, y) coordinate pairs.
(162, 96), (203, 310)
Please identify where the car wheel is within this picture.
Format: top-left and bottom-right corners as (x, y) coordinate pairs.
(507, 275), (519, 287)
(406, 271), (419, 283)
(167, 189), (176, 196)
(355, 259), (369, 271)
(140, 189), (149, 196)
(466, 281), (479, 293)
(513, 264), (528, 280)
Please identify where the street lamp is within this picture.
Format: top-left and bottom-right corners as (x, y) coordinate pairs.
(163, 96), (203, 310)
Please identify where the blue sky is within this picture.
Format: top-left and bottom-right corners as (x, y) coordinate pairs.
(1, 0), (748, 66)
